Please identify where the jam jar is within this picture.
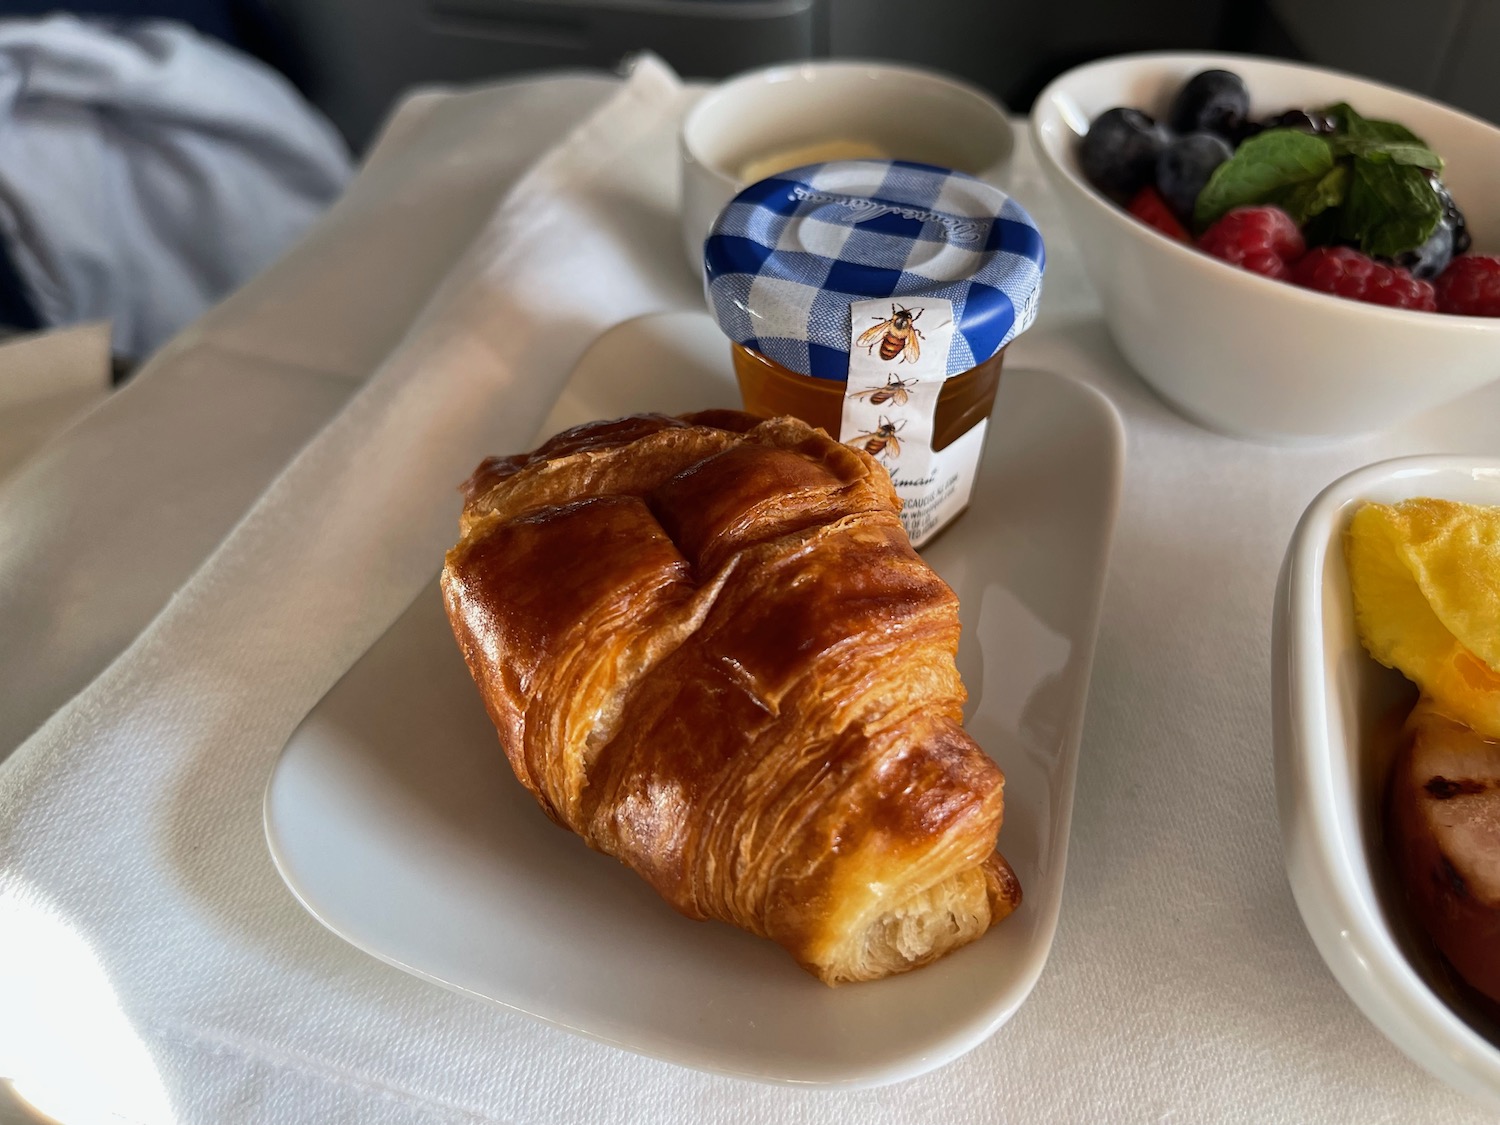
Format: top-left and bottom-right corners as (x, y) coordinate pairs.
(703, 160), (1045, 546)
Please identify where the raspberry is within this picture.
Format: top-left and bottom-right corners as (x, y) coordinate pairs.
(1198, 206), (1305, 279)
(1434, 255), (1500, 317)
(1290, 246), (1437, 311)
(1127, 186), (1189, 242)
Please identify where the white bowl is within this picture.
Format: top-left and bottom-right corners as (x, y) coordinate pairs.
(681, 60), (1014, 270)
(1030, 52), (1500, 443)
(1274, 455), (1500, 1108)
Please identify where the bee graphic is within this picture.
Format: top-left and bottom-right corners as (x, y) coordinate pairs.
(857, 304), (924, 363)
(851, 373), (918, 407)
(850, 416), (905, 460)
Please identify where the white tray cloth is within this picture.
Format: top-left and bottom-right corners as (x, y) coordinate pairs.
(4, 57), (1500, 1125)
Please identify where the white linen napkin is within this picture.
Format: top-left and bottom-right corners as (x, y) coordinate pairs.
(0, 320), (112, 483)
(0, 55), (707, 1125)
(0, 75), (619, 763)
(5, 56), (1497, 1125)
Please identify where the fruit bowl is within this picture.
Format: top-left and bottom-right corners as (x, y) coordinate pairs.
(1273, 456), (1500, 1109)
(1030, 52), (1500, 443)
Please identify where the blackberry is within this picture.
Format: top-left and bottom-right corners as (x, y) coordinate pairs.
(1228, 118), (1266, 146)
(1263, 109), (1339, 135)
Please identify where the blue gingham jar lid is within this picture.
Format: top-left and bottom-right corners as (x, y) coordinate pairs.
(704, 160), (1045, 381)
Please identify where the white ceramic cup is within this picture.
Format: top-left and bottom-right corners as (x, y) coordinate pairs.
(679, 60), (1015, 274)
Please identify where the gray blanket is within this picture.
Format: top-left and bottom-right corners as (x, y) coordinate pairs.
(0, 15), (351, 360)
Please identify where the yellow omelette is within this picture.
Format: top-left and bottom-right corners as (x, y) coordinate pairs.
(1346, 497), (1500, 739)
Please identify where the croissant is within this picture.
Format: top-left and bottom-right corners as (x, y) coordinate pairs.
(441, 410), (1020, 984)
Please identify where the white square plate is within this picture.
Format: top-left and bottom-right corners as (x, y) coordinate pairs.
(1274, 456), (1500, 1110)
(264, 311), (1123, 1086)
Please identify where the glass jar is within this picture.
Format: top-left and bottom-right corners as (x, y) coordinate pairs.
(704, 159), (1045, 546)
(730, 342), (1005, 454)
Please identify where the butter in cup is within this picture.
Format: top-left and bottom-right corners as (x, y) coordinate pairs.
(678, 60), (1014, 270)
(704, 159), (1045, 547)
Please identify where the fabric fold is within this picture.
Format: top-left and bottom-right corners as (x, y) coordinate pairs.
(0, 55), (701, 1125)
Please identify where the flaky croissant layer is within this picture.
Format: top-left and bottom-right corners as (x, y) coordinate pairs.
(442, 410), (1019, 984)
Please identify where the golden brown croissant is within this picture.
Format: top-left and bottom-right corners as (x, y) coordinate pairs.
(441, 410), (1020, 984)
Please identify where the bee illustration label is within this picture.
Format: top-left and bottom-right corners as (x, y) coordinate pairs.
(840, 297), (984, 546)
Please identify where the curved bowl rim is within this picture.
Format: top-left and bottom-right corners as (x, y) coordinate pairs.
(1028, 50), (1500, 332)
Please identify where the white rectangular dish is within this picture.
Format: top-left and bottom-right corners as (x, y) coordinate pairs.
(1274, 456), (1500, 1110)
(264, 310), (1123, 1086)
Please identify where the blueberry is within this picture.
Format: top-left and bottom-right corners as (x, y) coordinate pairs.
(1391, 177), (1469, 278)
(1392, 221), (1455, 280)
(1454, 219), (1472, 257)
(1435, 177), (1471, 256)
(1155, 132), (1233, 222)
(1169, 70), (1251, 138)
(1080, 107), (1170, 203)
(1263, 109), (1339, 135)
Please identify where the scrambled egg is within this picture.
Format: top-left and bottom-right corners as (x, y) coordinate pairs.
(1346, 497), (1500, 739)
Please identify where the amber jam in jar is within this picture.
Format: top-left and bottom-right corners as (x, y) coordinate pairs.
(730, 342), (1005, 453)
(704, 159), (1044, 546)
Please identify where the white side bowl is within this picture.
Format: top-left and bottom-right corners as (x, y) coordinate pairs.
(681, 60), (1014, 270)
(1030, 52), (1500, 443)
(1274, 456), (1500, 1108)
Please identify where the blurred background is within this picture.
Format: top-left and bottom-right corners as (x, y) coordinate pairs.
(55, 0), (1496, 152)
(0, 0), (1494, 373)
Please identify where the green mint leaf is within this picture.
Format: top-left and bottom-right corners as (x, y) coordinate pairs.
(1323, 102), (1423, 144)
(1193, 129), (1335, 228)
(1341, 159), (1443, 257)
(1324, 101), (1366, 137)
(1323, 102), (1443, 171)
(1329, 135), (1443, 169)
(1324, 102), (1368, 135)
(1269, 162), (1349, 225)
(1364, 142), (1442, 170)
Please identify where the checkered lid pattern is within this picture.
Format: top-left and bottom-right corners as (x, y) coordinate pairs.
(704, 160), (1045, 381)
